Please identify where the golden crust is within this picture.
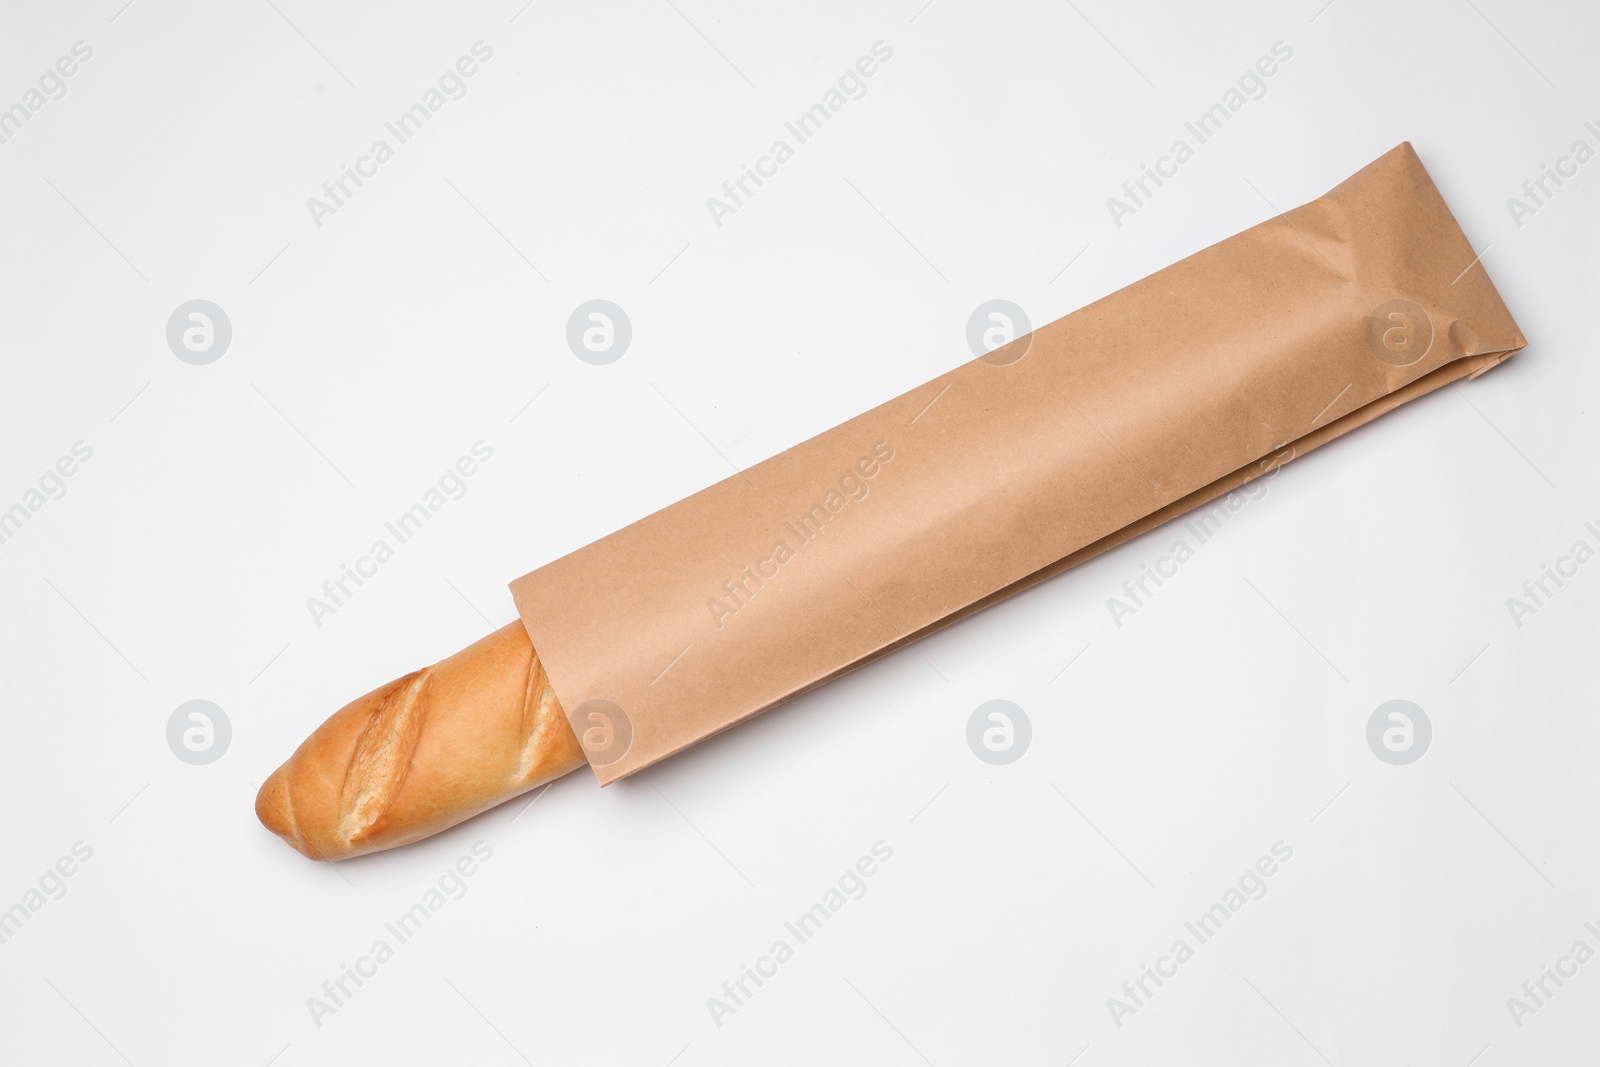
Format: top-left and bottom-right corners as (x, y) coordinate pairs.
(255, 622), (588, 860)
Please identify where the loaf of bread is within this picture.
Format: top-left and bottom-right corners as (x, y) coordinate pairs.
(255, 622), (587, 860)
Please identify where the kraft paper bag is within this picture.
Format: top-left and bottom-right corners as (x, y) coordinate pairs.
(511, 142), (1526, 784)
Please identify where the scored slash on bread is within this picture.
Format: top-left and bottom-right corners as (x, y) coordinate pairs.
(255, 622), (589, 861)
(339, 669), (430, 845)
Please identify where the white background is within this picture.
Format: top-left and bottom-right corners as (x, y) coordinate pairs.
(1, 0), (1595, 1063)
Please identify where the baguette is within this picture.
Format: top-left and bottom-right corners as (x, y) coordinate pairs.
(255, 622), (587, 861)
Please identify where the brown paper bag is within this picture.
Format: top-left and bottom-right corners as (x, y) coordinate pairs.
(512, 143), (1526, 784)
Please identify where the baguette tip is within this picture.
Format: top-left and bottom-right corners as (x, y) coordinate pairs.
(255, 765), (317, 860)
